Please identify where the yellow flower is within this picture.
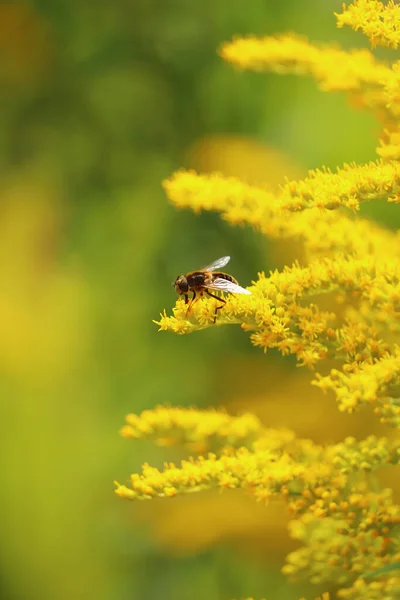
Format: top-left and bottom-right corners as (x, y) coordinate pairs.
(219, 34), (391, 95)
(115, 447), (307, 501)
(164, 160), (400, 214)
(314, 348), (400, 419)
(163, 169), (400, 260)
(336, 0), (400, 49)
(120, 405), (267, 453)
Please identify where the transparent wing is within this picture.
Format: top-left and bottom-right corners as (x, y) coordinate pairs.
(207, 277), (252, 295)
(202, 256), (231, 272)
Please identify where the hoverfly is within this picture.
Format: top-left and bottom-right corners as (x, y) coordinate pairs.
(173, 256), (251, 321)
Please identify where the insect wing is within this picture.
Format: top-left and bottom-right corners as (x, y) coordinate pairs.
(202, 256), (231, 272)
(208, 277), (251, 295)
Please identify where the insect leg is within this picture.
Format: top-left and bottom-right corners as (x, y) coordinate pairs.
(186, 291), (197, 317)
(206, 290), (226, 323)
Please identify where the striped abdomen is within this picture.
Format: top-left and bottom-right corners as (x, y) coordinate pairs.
(211, 271), (238, 285)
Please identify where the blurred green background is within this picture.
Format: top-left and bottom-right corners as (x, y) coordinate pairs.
(1, 1), (398, 599)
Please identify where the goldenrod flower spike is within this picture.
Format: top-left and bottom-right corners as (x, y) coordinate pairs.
(218, 25), (400, 161)
(154, 293), (256, 336)
(116, 417), (399, 499)
(219, 34), (394, 115)
(314, 348), (400, 422)
(114, 448), (308, 501)
(163, 169), (400, 260)
(284, 486), (400, 586)
(120, 405), (267, 452)
(116, 410), (400, 594)
(332, 435), (400, 473)
(336, 0), (400, 49)
(281, 161), (400, 212)
(165, 161), (400, 215)
(219, 33), (390, 90)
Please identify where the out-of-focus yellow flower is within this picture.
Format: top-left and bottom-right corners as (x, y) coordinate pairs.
(218, 30), (400, 157)
(219, 34), (394, 121)
(187, 134), (306, 266)
(284, 484), (400, 586)
(135, 489), (292, 557)
(0, 179), (89, 380)
(378, 130), (400, 161)
(187, 134), (304, 188)
(219, 34), (389, 92)
(120, 405), (271, 454)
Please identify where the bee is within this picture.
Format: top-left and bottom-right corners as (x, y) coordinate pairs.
(173, 256), (251, 321)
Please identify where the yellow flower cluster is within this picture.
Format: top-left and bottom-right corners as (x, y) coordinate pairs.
(336, 0), (400, 49)
(336, 576), (400, 600)
(331, 435), (400, 473)
(118, 2), (400, 599)
(166, 160), (400, 212)
(219, 11), (400, 159)
(219, 33), (400, 135)
(163, 169), (400, 259)
(285, 486), (400, 588)
(219, 34), (391, 97)
(116, 406), (400, 596)
(115, 447), (310, 502)
(315, 348), (400, 419)
(116, 411), (399, 498)
(120, 405), (272, 453)
(281, 161), (400, 211)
